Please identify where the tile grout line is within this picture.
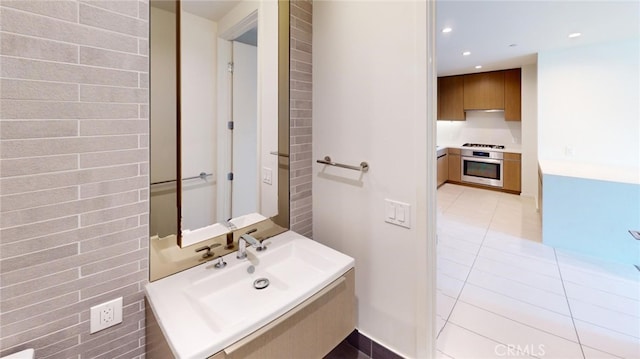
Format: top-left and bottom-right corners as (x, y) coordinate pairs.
(453, 297), (582, 344)
(437, 187), (499, 339)
(553, 248), (586, 359)
(443, 322), (533, 358)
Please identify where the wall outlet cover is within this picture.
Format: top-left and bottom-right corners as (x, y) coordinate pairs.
(90, 297), (123, 334)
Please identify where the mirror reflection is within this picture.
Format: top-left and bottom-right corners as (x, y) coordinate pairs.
(180, 0), (280, 247)
(150, 0), (282, 249)
(150, 1), (178, 238)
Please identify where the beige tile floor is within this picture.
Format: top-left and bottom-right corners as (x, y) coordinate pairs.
(436, 184), (640, 359)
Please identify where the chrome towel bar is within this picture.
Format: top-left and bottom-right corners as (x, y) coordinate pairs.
(316, 156), (369, 172)
(269, 151), (290, 158)
(151, 172), (213, 186)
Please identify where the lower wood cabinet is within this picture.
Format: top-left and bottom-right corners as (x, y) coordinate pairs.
(437, 150), (448, 187)
(448, 149), (461, 183)
(503, 152), (521, 193)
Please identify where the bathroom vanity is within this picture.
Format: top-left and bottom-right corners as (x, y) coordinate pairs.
(145, 231), (355, 359)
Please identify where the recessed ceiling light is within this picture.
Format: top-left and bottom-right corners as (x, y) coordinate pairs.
(568, 32), (581, 38)
(462, 51), (471, 56)
(475, 65), (482, 69)
(442, 27), (452, 33)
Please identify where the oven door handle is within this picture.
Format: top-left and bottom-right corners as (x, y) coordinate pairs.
(461, 156), (503, 165)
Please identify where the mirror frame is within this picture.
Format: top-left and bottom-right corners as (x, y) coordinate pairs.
(174, 0), (290, 247)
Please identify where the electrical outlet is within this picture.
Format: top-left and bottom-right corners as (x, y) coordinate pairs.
(90, 297), (123, 334)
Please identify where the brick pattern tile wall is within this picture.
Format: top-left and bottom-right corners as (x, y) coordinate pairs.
(0, 1), (149, 358)
(289, 0), (313, 237)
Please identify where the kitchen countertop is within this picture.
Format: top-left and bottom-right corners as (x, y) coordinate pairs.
(539, 160), (640, 185)
(438, 144), (523, 154)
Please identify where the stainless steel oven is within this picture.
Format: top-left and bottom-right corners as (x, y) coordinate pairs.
(461, 149), (503, 188)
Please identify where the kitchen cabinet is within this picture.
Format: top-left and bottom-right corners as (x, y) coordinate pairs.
(437, 149), (448, 186)
(504, 68), (521, 121)
(503, 152), (521, 193)
(463, 71), (505, 110)
(448, 148), (461, 183)
(437, 76), (465, 121)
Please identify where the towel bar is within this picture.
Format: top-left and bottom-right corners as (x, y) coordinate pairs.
(316, 156), (369, 172)
(151, 172), (213, 186)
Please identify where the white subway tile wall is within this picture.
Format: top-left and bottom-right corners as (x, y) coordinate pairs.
(289, 0), (313, 237)
(0, 1), (149, 358)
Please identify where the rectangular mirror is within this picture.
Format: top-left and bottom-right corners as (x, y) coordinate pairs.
(150, 0), (289, 254)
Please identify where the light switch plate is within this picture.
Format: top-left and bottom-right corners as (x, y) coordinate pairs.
(384, 199), (411, 229)
(262, 167), (273, 185)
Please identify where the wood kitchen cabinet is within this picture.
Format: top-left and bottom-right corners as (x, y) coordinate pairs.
(463, 71), (505, 110)
(437, 150), (449, 186)
(503, 152), (521, 193)
(437, 76), (465, 121)
(448, 148), (461, 183)
(504, 68), (521, 121)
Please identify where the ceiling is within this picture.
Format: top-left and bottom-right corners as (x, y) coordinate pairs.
(436, 0), (640, 76)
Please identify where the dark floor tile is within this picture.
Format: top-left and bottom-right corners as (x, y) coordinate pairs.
(346, 330), (372, 356)
(372, 341), (404, 359)
(324, 341), (370, 359)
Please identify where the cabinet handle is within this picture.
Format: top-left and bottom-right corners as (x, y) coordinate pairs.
(224, 276), (347, 355)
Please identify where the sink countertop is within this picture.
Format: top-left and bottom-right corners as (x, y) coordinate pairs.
(145, 231), (355, 359)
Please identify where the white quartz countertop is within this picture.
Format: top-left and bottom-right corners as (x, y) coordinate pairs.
(539, 160), (640, 185)
(438, 144), (523, 154)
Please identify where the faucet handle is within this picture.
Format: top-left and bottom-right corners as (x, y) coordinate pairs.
(195, 245), (214, 259)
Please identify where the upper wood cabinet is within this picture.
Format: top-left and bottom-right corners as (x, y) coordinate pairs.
(437, 68), (522, 122)
(504, 68), (521, 121)
(463, 71), (505, 110)
(437, 76), (465, 121)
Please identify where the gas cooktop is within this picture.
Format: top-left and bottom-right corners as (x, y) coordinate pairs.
(462, 143), (505, 150)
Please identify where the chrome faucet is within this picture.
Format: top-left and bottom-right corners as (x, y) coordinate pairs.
(237, 229), (260, 259)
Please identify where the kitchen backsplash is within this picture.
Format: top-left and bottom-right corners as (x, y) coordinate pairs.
(437, 111), (522, 146)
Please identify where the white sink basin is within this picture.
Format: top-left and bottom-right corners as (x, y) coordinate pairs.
(145, 231), (354, 359)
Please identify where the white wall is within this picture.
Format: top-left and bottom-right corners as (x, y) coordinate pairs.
(521, 64), (538, 199)
(437, 113), (521, 146)
(181, 11), (218, 231)
(257, 0), (279, 219)
(538, 38), (640, 168)
(313, 1), (433, 357)
(150, 6), (178, 237)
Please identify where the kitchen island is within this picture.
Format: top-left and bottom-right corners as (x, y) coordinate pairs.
(538, 160), (640, 266)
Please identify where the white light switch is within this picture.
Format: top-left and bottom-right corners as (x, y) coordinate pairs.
(384, 199), (411, 229)
(262, 167), (272, 185)
(386, 201), (396, 220)
(397, 206), (405, 222)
